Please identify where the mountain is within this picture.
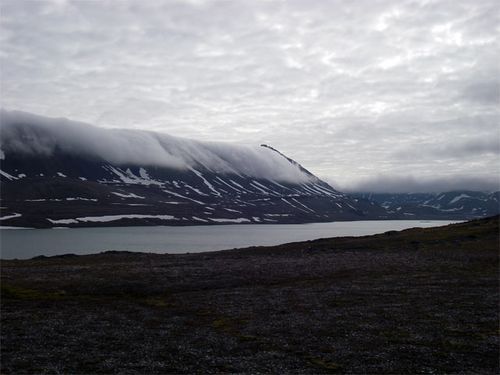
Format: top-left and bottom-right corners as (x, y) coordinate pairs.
(351, 191), (500, 220)
(0, 110), (386, 228)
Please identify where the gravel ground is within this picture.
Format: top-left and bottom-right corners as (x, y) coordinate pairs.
(1, 216), (499, 374)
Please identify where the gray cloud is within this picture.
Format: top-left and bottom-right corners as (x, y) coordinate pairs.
(335, 174), (500, 193)
(0, 109), (313, 183)
(461, 81), (500, 105)
(1, 0), (499, 191)
(393, 137), (500, 160)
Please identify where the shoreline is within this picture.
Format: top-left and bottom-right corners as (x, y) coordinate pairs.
(2, 216), (498, 373)
(0, 219), (462, 260)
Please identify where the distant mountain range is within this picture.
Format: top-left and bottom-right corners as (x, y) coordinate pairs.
(0, 110), (497, 228)
(351, 191), (499, 220)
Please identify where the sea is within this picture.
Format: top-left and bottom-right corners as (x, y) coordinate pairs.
(0, 220), (460, 259)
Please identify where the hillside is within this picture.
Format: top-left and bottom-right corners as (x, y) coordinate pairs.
(0, 110), (385, 228)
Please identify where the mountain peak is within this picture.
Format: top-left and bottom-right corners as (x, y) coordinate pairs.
(260, 144), (317, 179)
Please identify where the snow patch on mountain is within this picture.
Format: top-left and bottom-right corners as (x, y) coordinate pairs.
(190, 168), (221, 196)
(449, 194), (471, 204)
(111, 192), (146, 199)
(0, 170), (17, 181)
(182, 183), (209, 196)
(104, 166), (163, 186)
(161, 189), (204, 205)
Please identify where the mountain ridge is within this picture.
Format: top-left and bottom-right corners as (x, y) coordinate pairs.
(0, 110), (386, 228)
(351, 191), (499, 220)
(1, 110), (497, 228)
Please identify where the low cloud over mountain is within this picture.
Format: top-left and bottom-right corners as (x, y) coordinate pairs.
(336, 174), (500, 194)
(0, 110), (311, 183)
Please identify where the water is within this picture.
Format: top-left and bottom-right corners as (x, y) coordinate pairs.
(0, 220), (460, 259)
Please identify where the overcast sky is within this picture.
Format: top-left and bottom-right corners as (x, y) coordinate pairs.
(1, 0), (499, 192)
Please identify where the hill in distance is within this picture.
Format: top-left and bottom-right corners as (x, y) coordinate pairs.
(352, 191), (499, 220)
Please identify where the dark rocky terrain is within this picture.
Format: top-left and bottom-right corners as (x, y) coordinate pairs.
(1, 216), (498, 374)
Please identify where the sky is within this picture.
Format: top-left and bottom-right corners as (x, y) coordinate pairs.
(1, 0), (499, 192)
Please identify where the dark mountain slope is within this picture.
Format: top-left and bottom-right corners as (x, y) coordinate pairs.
(0, 110), (386, 227)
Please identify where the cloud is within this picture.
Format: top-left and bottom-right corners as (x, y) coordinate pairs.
(1, 0), (499, 191)
(333, 174), (500, 193)
(461, 81), (500, 105)
(0, 109), (313, 183)
(393, 137), (500, 160)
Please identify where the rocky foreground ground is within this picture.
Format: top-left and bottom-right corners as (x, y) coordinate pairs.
(1, 216), (499, 374)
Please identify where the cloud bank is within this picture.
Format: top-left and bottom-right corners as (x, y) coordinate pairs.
(1, 0), (499, 191)
(333, 174), (500, 193)
(0, 110), (313, 183)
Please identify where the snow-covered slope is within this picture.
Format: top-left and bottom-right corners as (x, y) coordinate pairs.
(0, 110), (386, 227)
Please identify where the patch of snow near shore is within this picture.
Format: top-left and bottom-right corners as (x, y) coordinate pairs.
(25, 197), (97, 202)
(111, 203), (151, 206)
(66, 197), (98, 201)
(78, 214), (177, 222)
(210, 218), (251, 223)
(49, 214), (177, 224)
(0, 213), (22, 220)
(47, 218), (79, 224)
(0, 226), (32, 229)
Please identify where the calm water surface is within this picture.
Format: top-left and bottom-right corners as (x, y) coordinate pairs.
(0, 220), (460, 259)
